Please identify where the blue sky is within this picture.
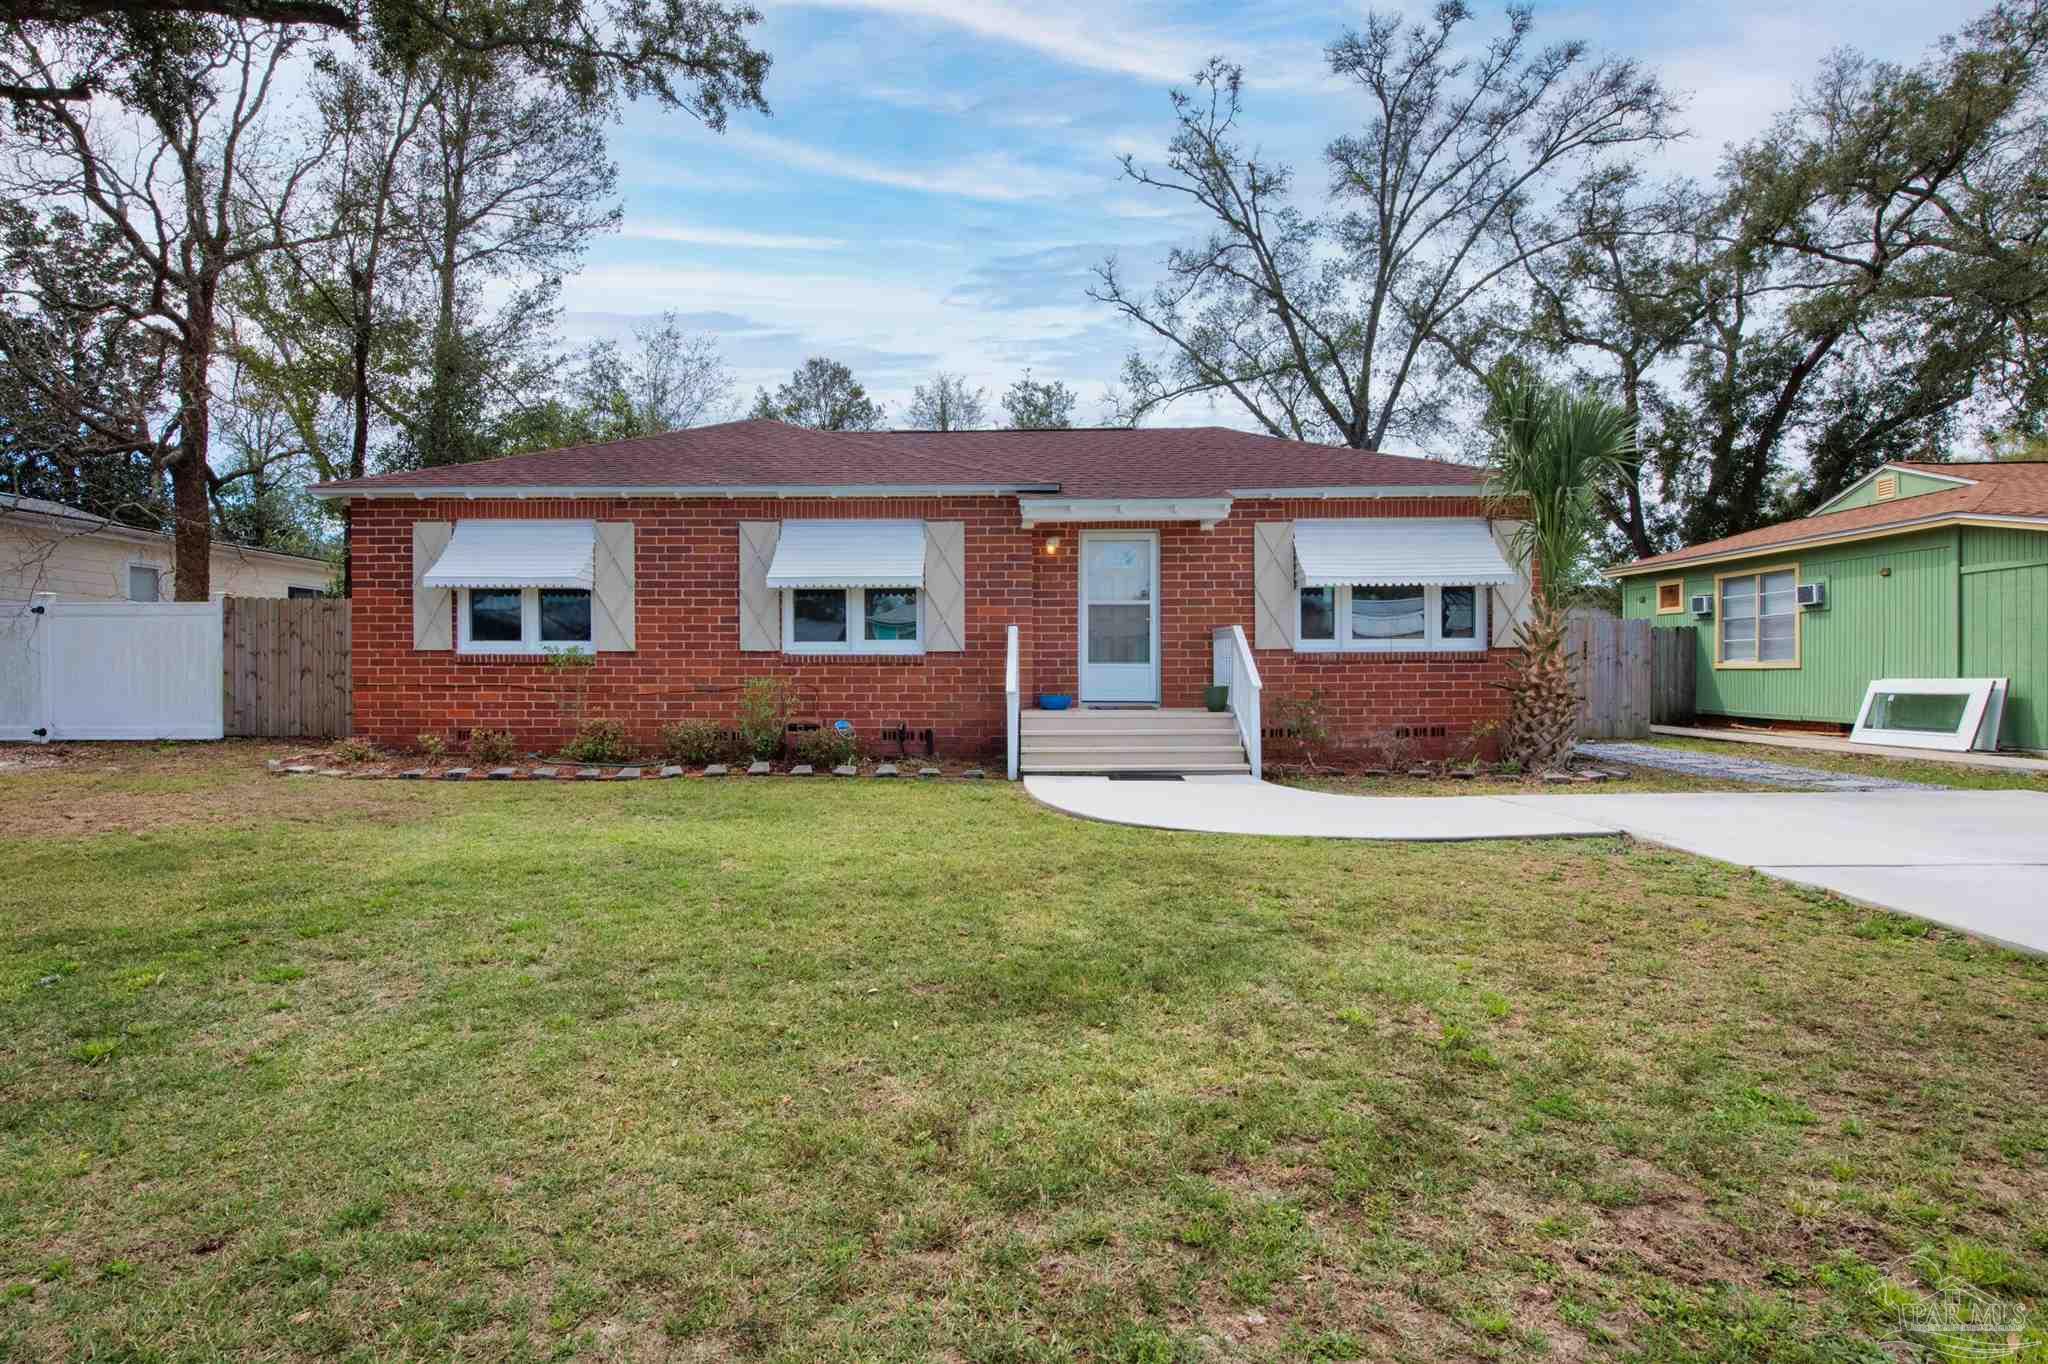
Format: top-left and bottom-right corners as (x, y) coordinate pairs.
(561, 0), (1971, 450)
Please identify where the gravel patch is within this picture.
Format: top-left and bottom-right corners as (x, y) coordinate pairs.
(1576, 741), (1928, 792)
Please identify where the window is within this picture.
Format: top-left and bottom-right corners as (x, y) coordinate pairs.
(457, 586), (593, 654)
(1852, 677), (2006, 752)
(127, 565), (163, 602)
(1296, 584), (1487, 651)
(783, 587), (922, 654)
(1717, 567), (1798, 667)
(288, 585), (324, 600)
(1655, 579), (1684, 614)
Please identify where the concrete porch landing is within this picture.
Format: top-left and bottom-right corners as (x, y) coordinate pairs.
(1651, 724), (2048, 774)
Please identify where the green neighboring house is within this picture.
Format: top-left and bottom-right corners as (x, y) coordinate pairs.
(1607, 461), (2048, 752)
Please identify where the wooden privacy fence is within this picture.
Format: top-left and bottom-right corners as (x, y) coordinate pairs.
(222, 597), (351, 738)
(1567, 614), (1651, 739)
(1650, 625), (1698, 726)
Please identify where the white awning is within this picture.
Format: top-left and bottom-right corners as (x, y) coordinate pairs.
(423, 519), (595, 590)
(765, 520), (925, 589)
(1293, 518), (1516, 588)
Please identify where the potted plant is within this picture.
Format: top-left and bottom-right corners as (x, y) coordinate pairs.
(1204, 684), (1229, 712)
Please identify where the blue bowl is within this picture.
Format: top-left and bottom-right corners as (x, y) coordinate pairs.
(1037, 694), (1073, 711)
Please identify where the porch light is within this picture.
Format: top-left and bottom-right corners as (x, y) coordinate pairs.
(1044, 534), (1062, 555)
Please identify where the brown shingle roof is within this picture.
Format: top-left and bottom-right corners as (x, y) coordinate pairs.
(310, 419), (1482, 499)
(1610, 462), (2048, 576)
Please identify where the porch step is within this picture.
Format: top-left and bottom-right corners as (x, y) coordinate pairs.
(1019, 729), (1242, 749)
(1020, 755), (1252, 774)
(1021, 710), (1238, 732)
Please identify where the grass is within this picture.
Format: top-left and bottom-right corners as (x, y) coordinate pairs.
(1643, 734), (2048, 792)
(2, 745), (2045, 1361)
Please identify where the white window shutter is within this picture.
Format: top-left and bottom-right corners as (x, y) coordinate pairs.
(594, 522), (635, 651)
(1488, 519), (1537, 647)
(1252, 521), (1295, 650)
(923, 520), (965, 652)
(738, 521), (781, 651)
(412, 520), (453, 650)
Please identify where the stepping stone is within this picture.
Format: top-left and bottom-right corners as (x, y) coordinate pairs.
(531, 766), (558, 780)
(1540, 772), (1573, 784)
(616, 767), (641, 780)
(442, 767), (471, 780)
(318, 768), (346, 778)
(1361, 767), (1391, 777)
(283, 764), (317, 775)
(789, 764), (815, 776)
(702, 764), (728, 777)
(1406, 766), (1434, 777)
(398, 768), (427, 780)
(747, 761), (771, 776)
(487, 767), (518, 780)
(872, 763), (898, 778)
(575, 767), (604, 781)
(658, 765), (683, 779)
(1450, 768), (1476, 780)
(918, 767), (941, 779)
(265, 758), (283, 771)
(1572, 771), (1606, 783)
(832, 764), (857, 777)
(961, 768), (985, 779)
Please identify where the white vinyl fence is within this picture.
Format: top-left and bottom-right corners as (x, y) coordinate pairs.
(0, 595), (224, 742)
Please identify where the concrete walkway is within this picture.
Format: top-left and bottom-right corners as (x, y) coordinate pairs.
(1023, 776), (2048, 954)
(1576, 740), (1927, 791)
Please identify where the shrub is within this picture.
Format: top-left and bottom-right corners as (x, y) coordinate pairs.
(659, 720), (739, 766)
(467, 729), (517, 766)
(561, 719), (632, 764)
(737, 678), (792, 760)
(330, 737), (377, 764)
(415, 733), (448, 761)
(790, 726), (858, 769)
(1272, 690), (1332, 768)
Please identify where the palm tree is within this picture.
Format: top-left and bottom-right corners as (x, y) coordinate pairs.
(1483, 368), (1639, 772)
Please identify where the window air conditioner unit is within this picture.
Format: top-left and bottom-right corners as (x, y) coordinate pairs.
(1689, 594), (1713, 617)
(1796, 582), (1826, 609)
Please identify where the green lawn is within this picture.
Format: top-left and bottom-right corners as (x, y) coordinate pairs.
(3, 747), (2045, 1362)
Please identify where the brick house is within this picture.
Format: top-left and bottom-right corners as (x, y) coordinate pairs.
(313, 419), (1533, 773)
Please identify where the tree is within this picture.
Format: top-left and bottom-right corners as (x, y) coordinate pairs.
(1652, 1), (2048, 546)
(2, 20), (332, 597)
(0, 0), (771, 123)
(568, 314), (735, 439)
(1483, 367), (1638, 771)
(1091, 8), (1679, 448)
(749, 357), (884, 431)
(903, 372), (986, 430)
(386, 67), (621, 467)
(229, 55), (439, 485)
(1506, 168), (1708, 557)
(1000, 370), (1076, 430)
(0, 204), (177, 527)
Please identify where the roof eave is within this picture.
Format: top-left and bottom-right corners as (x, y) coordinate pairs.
(1227, 484), (1485, 499)
(1604, 512), (2048, 578)
(310, 482), (1062, 501)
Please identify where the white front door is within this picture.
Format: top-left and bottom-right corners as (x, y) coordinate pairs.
(1079, 531), (1159, 703)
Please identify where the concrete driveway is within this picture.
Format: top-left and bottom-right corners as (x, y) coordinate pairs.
(1024, 777), (2048, 954)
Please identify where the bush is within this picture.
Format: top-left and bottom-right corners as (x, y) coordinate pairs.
(737, 678), (792, 760)
(659, 720), (739, 766)
(467, 729), (517, 766)
(330, 737), (378, 764)
(561, 719), (632, 764)
(416, 733), (448, 761)
(789, 726), (858, 769)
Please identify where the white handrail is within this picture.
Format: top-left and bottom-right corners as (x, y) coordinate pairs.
(1212, 624), (1262, 779)
(1004, 623), (1020, 781)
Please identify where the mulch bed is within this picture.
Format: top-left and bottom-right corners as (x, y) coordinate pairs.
(267, 747), (992, 781)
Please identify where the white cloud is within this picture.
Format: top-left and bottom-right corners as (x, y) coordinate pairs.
(619, 221), (849, 251)
(723, 128), (1105, 202)
(791, 0), (1202, 84)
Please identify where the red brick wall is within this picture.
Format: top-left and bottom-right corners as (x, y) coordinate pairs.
(347, 494), (1514, 759)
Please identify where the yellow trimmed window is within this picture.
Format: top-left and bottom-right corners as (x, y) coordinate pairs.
(1718, 569), (1797, 665)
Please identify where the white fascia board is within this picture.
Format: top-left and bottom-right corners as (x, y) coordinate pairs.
(309, 482), (1056, 501)
(1602, 513), (2048, 579)
(1227, 485), (1486, 499)
(1018, 497), (1234, 530)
